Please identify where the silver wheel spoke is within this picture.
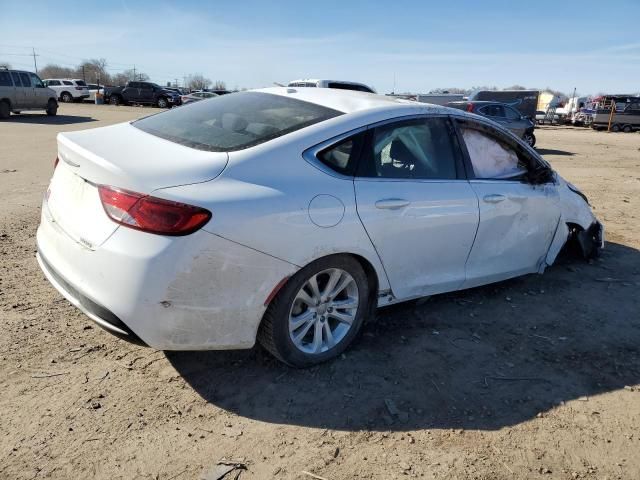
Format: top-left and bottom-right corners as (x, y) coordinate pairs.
(329, 275), (354, 300)
(311, 321), (323, 353)
(295, 289), (315, 307)
(307, 274), (322, 302)
(323, 321), (335, 349)
(290, 310), (314, 331)
(329, 310), (354, 325)
(330, 297), (359, 311)
(323, 269), (342, 298)
(293, 316), (315, 344)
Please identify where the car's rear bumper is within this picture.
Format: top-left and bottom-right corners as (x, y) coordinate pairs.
(36, 203), (298, 350)
(37, 251), (147, 345)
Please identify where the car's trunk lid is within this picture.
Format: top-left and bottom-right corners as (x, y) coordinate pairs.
(46, 122), (227, 249)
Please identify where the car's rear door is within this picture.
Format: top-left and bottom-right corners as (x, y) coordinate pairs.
(10, 72), (27, 108)
(454, 118), (560, 288)
(354, 116), (479, 300)
(19, 72), (36, 108)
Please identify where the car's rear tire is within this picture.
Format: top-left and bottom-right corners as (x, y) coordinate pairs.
(0, 101), (10, 119)
(60, 92), (73, 103)
(622, 125), (632, 133)
(611, 124), (620, 132)
(157, 97), (168, 108)
(46, 99), (58, 116)
(258, 255), (370, 368)
(523, 132), (536, 147)
(109, 95), (121, 106)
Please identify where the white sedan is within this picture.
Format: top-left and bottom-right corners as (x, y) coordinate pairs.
(37, 88), (603, 367)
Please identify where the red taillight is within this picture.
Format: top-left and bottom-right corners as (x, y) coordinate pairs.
(98, 185), (211, 236)
(54, 156), (59, 170)
(466, 103), (474, 113)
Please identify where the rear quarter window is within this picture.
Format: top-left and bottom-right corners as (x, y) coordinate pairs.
(0, 71), (12, 86)
(133, 91), (343, 152)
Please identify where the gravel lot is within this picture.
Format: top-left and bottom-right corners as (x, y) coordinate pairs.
(1, 104), (639, 480)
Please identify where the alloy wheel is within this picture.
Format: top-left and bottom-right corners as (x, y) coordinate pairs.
(288, 268), (359, 355)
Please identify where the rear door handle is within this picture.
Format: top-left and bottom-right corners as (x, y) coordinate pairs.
(483, 194), (506, 203)
(375, 198), (410, 210)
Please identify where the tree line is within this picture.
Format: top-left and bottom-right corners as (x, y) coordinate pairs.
(0, 58), (225, 90)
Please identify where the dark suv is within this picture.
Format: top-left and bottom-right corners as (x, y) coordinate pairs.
(447, 101), (536, 147)
(104, 81), (182, 108)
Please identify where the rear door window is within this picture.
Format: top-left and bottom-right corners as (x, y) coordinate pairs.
(11, 72), (22, 87)
(75, 80), (87, 86)
(19, 73), (31, 87)
(0, 71), (12, 86)
(133, 91), (342, 152)
(63, 80), (73, 85)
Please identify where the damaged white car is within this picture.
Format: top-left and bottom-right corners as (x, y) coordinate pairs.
(36, 88), (603, 367)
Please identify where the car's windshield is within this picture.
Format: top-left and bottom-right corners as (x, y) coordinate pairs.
(133, 92), (343, 152)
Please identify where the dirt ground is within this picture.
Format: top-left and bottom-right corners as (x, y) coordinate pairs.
(1, 104), (639, 480)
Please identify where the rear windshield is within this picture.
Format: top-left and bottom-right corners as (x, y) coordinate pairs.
(133, 92), (342, 152)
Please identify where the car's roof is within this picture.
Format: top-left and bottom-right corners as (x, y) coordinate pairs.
(256, 87), (454, 115)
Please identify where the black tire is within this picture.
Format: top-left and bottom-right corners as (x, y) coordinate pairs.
(258, 255), (370, 367)
(60, 92), (73, 103)
(611, 124), (620, 132)
(109, 95), (121, 106)
(46, 99), (58, 116)
(0, 100), (9, 119)
(523, 132), (536, 147)
(157, 97), (168, 108)
(622, 125), (632, 133)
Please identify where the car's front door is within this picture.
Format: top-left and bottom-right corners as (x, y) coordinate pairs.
(455, 119), (561, 288)
(29, 73), (49, 108)
(139, 83), (154, 103)
(354, 116), (480, 300)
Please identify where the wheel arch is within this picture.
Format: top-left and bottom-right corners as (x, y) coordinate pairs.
(0, 97), (12, 108)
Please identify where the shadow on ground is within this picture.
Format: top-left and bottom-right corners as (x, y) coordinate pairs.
(7, 114), (96, 125)
(168, 242), (640, 432)
(537, 148), (574, 156)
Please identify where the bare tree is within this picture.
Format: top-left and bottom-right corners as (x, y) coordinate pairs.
(38, 63), (76, 79)
(504, 85), (527, 90)
(0, 61), (11, 69)
(187, 74), (212, 90)
(212, 80), (226, 90)
(78, 58), (111, 84)
(429, 87), (469, 94)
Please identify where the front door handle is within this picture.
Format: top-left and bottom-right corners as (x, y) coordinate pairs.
(483, 194), (506, 203)
(375, 198), (410, 210)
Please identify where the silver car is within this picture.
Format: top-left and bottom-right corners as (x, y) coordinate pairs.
(0, 67), (58, 118)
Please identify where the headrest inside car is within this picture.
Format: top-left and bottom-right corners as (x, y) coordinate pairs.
(222, 113), (248, 132)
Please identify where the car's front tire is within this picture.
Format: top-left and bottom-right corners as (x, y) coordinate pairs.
(157, 97), (168, 108)
(46, 99), (58, 116)
(258, 255), (370, 368)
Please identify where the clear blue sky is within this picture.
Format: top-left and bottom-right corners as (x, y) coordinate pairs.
(1, 0), (639, 94)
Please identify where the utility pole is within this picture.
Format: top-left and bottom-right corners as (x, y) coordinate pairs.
(132, 65), (136, 81)
(82, 65), (86, 82)
(174, 78), (178, 88)
(32, 47), (39, 73)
